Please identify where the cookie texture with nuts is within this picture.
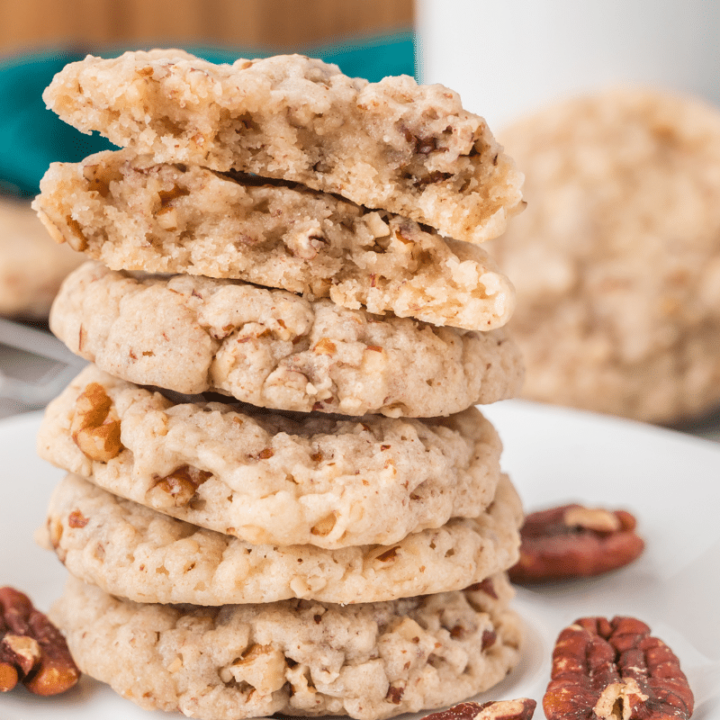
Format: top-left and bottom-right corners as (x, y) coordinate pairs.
(52, 574), (522, 720)
(43, 50), (524, 244)
(486, 87), (720, 423)
(38, 365), (507, 548)
(544, 616), (693, 720)
(44, 473), (522, 604)
(34, 149), (516, 332)
(49, 262), (524, 417)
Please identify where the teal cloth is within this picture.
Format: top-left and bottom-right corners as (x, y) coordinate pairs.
(0, 33), (415, 197)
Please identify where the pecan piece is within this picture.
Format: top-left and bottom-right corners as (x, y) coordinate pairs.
(544, 616), (694, 720)
(423, 699), (536, 720)
(466, 577), (499, 598)
(220, 643), (286, 694)
(509, 503), (645, 583)
(413, 170), (453, 188)
(70, 382), (123, 462)
(0, 586), (80, 695)
(148, 465), (213, 508)
(63, 215), (88, 252)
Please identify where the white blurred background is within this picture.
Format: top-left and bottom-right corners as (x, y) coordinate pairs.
(417, 0), (720, 127)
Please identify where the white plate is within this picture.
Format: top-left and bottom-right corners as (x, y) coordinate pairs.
(2, 402), (720, 719)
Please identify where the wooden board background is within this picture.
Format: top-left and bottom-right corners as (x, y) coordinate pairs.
(0, 0), (414, 54)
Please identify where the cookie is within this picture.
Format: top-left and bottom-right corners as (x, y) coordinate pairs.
(33, 148), (515, 332)
(44, 473), (522, 605)
(43, 49), (524, 244)
(38, 364), (505, 549)
(0, 197), (81, 319)
(51, 574), (522, 720)
(486, 88), (720, 423)
(49, 262), (524, 417)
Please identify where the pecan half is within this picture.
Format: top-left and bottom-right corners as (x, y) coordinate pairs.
(544, 616), (694, 720)
(0, 587), (80, 695)
(70, 382), (123, 462)
(423, 699), (536, 720)
(509, 503), (645, 583)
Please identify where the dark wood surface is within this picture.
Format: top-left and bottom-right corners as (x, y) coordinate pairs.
(0, 0), (414, 54)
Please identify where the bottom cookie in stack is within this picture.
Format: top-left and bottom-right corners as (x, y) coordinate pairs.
(52, 572), (521, 720)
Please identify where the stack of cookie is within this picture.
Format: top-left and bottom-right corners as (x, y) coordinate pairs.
(33, 50), (526, 720)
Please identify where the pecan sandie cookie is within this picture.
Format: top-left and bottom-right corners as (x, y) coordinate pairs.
(39, 365), (510, 550)
(44, 473), (522, 605)
(49, 262), (523, 417)
(52, 574), (522, 720)
(487, 88), (720, 423)
(34, 148), (515, 332)
(43, 49), (524, 244)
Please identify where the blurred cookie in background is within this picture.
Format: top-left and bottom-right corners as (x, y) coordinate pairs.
(0, 49), (110, 323)
(0, 196), (82, 319)
(486, 88), (720, 424)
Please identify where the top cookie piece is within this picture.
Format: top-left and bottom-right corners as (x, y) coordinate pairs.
(44, 49), (524, 244)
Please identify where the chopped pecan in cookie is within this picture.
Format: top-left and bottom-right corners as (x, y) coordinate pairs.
(423, 699), (536, 720)
(148, 465), (213, 508)
(70, 381), (122, 461)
